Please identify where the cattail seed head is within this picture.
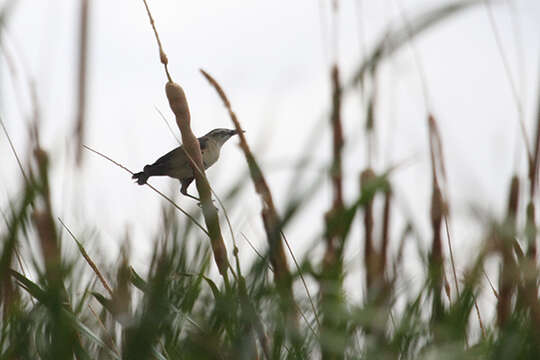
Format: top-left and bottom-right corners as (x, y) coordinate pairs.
(165, 82), (190, 128)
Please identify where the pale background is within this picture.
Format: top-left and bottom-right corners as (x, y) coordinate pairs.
(1, 0), (540, 324)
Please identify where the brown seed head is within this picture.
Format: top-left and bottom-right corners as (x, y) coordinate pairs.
(165, 82), (191, 127)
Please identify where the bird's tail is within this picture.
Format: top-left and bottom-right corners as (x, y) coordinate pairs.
(132, 165), (151, 185)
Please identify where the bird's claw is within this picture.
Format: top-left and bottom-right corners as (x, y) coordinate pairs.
(196, 200), (219, 212)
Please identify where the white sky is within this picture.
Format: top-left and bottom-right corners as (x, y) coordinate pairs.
(1, 1), (540, 321)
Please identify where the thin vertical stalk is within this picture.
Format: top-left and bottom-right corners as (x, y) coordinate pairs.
(379, 188), (392, 284)
(75, 0), (89, 165)
(320, 56), (346, 359)
(361, 169), (376, 293)
(484, 0), (531, 161)
(427, 116), (445, 321)
(497, 175), (520, 327)
(517, 59), (540, 320)
(324, 65), (345, 263)
(526, 59), (540, 258)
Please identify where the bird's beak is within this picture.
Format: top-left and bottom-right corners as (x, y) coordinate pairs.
(231, 129), (245, 136)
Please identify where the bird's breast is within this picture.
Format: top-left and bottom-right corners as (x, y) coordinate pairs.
(202, 141), (220, 169)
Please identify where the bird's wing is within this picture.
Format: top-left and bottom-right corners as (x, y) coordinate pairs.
(198, 136), (209, 150)
(148, 146), (188, 175)
(148, 140), (210, 178)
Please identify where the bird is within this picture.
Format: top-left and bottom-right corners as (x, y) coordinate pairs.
(132, 128), (240, 201)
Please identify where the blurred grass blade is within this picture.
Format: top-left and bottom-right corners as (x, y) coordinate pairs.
(92, 292), (115, 315)
(59, 217), (114, 297)
(10, 269), (46, 302)
(201, 274), (221, 300)
(129, 266), (148, 292)
(71, 314), (121, 360)
(350, 0), (482, 87)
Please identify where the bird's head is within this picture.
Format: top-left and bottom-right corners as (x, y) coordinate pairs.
(205, 128), (243, 145)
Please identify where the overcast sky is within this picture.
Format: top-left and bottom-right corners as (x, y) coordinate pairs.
(2, 0), (540, 308)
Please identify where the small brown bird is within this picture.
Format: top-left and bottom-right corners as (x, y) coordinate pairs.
(132, 128), (239, 200)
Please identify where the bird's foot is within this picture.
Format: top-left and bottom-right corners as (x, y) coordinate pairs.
(196, 200), (219, 212)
